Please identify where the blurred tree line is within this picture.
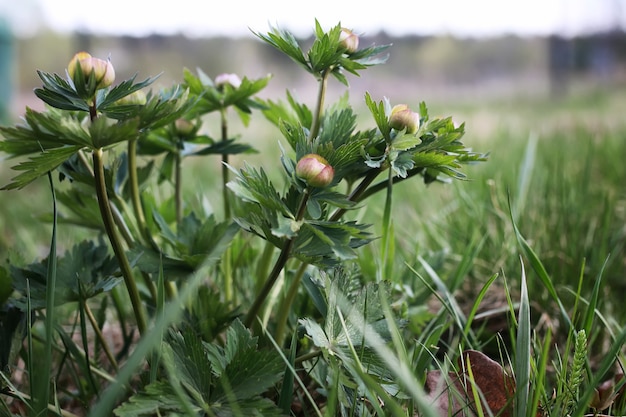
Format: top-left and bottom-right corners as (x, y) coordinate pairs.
(6, 29), (626, 116)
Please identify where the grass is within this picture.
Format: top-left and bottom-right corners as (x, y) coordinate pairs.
(1, 81), (625, 416)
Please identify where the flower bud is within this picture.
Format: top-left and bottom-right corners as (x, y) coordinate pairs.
(215, 73), (242, 89)
(296, 154), (334, 188)
(114, 90), (147, 106)
(339, 28), (359, 53)
(174, 118), (196, 137)
(68, 52), (116, 93)
(389, 104), (420, 134)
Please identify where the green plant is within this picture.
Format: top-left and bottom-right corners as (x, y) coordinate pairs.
(3, 17), (622, 417)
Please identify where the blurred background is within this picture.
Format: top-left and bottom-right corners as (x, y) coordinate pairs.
(1, 0), (626, 122)
(0, 0), (625, 303)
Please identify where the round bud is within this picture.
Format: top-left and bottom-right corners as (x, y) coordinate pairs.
(296, 154), (335, 188)
(389, 104), (420, 134)
(215, 73), (242, 89)
(339, 28), (359, 53)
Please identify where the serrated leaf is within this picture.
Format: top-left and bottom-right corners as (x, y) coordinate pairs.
(10, 240), (121, 308)
(113, 381), (185, 417)
(2, 145), (82, 190)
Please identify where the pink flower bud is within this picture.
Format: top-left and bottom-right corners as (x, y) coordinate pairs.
(67, 52), (115, 90)
(339, 28), (359, 53)
(215, 73), (242, 89)
(296, 154), (334, 188)
(389, 104), (420, 134)
(90, 57), (115, 89)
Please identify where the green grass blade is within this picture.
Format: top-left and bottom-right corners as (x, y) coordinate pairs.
(514, 258), (530, 417)
(581, 255), (609, 335)
(508, 193), (572, 330)
(278, 330), (297, 414)
(462, 272), (499, 339)
(33, 171), (58, 415)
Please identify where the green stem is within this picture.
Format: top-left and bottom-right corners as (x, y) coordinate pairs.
(244, 190), (310, 328)
(220, 108), (231, 219)
(174, 146), (183, 228)
(220, 108), (234, 302)
(308, 69), (331, 142)
(379, 162), (394, 281)
(127, 139), (152, 243)
(93, 148), (147, 335)
(83, 300), (119, 371)
(329, 168), (381, 221)
(295, 349), (322, 365)
(275, 261), (308, 346)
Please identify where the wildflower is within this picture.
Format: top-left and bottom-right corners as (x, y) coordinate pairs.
(389, 104), (420, 134)
(296, 154), (334, 188)
(174, 118), (197, 137)
(215, 73), (242, 89)
(339, 28), (359, 53)
(68, 52), (115, 90)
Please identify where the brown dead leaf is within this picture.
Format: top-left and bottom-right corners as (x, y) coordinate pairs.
(422, 350), (539, 417)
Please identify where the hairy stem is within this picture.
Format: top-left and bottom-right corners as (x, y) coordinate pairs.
(93, 148), (147, 335)
(174, 146), (183, 228)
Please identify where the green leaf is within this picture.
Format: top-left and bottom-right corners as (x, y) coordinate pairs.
(1, 145), (82, 190)
(114, 381), (186, 417)
(10, 240), (121, 308)
(0, 268), (11, 306)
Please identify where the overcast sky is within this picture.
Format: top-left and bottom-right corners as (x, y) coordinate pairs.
(1, 0), (625, 38)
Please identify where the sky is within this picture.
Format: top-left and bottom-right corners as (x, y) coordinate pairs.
(1, 0), (625, 38)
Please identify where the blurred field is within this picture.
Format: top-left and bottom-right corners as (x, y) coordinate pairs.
(1, 31), (626, 313)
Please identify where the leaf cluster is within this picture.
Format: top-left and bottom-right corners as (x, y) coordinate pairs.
(253, 20), (390, 85)
(114, 320), (284, 417)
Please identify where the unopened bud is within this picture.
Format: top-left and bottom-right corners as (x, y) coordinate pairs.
(115, 90), (147, 106)
(215, 73), (242, 89)
(389, 104), (420, 134)
(68, 52), (115, 90)
(296, 154), (334, 188)
(339, 28), (359, 53)
(174, 118), (196, 137)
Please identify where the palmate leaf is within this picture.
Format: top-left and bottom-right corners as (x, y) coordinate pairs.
(98, 73), (159, 110)
(207, 320), (284, 402)
(252, 25), (310, 74)
(226, 164), (291, 216)
(9, 240), (121, 308)
(1, 145), (82, 190)
(121, 321), (283, 416)
(34, 70), (90, 111)
(113, 381), (188, 417)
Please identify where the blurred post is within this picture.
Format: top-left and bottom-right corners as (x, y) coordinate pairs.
(0, 17), (14, 123)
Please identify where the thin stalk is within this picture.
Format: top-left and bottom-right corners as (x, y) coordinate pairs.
(329, 168), (381, 221)
(82, 300), (119, 371)
(244, 190), (310, 328)
(308, 69), (331, 142)
(34, 172), (57, 415)
(378, 164), (394, 282)
(295, 349), (322, 365)
(2, 390), (82, 417)
(220, 108), (231, 219)
(93, 148), (147, 335)
(174, 147), (183, 228)
(127, 138), (151, 244)
(220, 108), (234, 302)
(255, 242), (275, 294)
(275, 261), (308, 346)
